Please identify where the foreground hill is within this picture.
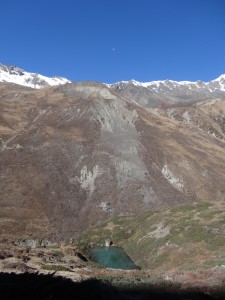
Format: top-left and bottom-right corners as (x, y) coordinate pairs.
(1, 81), (225, 241)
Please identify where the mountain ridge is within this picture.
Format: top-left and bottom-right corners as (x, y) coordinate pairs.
(1, 63), (225, 100)
(107, 74), (225, 89)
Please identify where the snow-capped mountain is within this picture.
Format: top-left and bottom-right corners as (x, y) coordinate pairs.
(107, 75), (225, 92)
(107, 75), (225, 108)
(1, 63), (225, 108)
(0, 64), (71, 89)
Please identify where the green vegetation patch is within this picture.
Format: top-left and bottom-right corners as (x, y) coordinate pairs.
(42, 264), (71, 272)
(51, 250), (64, 258)
(198, 209), (221, 219)
(151, 253), (170, 268)
(170, 204), (195, 213)
(196, 202), (213, 211)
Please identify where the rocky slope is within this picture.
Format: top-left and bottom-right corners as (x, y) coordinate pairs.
(107, 75), (225, 108)
(0, 64), (71, 89)
(1, 81), (225, 241)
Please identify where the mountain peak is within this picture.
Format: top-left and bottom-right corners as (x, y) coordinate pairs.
(213, 74), (225, 82)
(0, 64), (71, 89)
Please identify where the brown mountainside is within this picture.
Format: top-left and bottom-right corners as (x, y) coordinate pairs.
(1, 82), (225, 241)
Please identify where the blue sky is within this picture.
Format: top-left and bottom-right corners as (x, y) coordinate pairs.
(1, 0), (225, 83)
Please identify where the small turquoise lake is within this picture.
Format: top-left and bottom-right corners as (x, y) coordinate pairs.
(90, 246), (139, 270)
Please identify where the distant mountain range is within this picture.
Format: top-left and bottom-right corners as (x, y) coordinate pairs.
(108, 75), (225, 108)
(1, 64), (225, 108)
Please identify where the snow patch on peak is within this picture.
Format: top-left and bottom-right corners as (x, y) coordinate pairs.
(211, 74), (225, 91)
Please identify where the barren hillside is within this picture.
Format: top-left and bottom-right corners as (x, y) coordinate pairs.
(1, 82), (225, 241)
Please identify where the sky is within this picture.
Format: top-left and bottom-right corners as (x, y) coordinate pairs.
(1, 0), (225, 83)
